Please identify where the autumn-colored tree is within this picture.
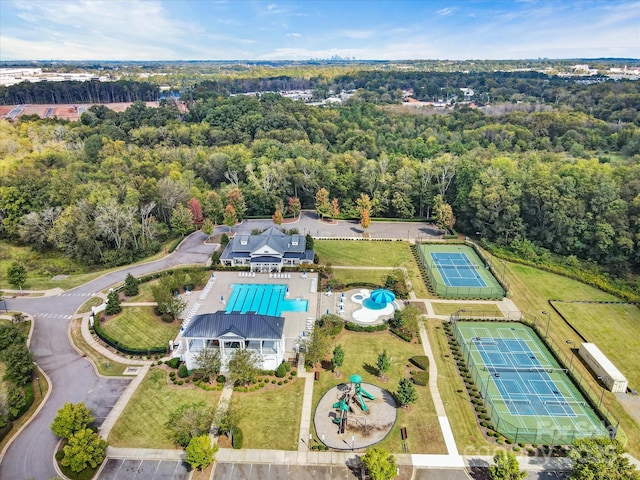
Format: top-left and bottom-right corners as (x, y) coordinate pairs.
(356, 193), (373, 231)
(315, 188), (331, 219)
(226, 186), (246, 221)
(272, 206), (284, 225)
(330, 198), (340, 218)
(288, 197), (301, 217)
(432, 194), (456, 232)
(187, 197), (204, 225)
(223, 204), (238, 229)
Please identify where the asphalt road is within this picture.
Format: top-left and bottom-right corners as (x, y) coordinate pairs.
(0, 232), (216, 480)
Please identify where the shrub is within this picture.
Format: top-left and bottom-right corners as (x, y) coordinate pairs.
(232, 428), (243, 449)
(275, 363), (287, 378)
(178, 364), (189, 378)
(412, 371), (429, 386)
(166, 358), (180, 369)
(161, 313), (174, 323)
(409, 355), (429, 371)
(216, 375), (226, 384)
(390, 328), (412, 342)
(290, 370), (297, 376)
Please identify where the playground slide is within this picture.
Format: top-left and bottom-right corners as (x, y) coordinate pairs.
(355, 392), (369, 412)
(358, 386), (375, 401)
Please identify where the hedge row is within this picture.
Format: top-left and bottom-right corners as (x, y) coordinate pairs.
(344, 322), (387, 333)
(390, 328), (412, 342)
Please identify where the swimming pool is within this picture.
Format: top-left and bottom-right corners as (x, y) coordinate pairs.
(226, 284), (308, 316)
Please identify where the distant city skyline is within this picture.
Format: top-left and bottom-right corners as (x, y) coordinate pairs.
(1, 0), (639, 61)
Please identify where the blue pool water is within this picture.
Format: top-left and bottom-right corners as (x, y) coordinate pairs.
(362, 298), (387, 310)
(226, 284), (308, 316)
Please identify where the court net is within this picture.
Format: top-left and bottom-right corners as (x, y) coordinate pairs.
(485, 366), (553, 374)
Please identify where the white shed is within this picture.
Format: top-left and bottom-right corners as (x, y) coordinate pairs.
(578, 343), (628, 393)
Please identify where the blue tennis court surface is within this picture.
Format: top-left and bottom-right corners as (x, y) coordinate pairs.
(474, 337), (579, 417)
(430, 252), (487, 288)
(226, 283), (308, 316)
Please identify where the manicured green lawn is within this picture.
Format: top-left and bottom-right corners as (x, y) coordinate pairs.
(315, 240), (413, 267)
(431, 302), (503, 317)
(230, 379), (305, 450)
(315, 240), (430, 298)
(123, 279), (158, 303)
(310, 330), (446, 454)
(331, 268), (389, 286)
(100, 307), (179, 350)
(108, 367), (220, 448)
(553, 302), (640, 389)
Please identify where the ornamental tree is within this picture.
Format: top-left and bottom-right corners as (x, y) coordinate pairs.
(332, 344), (345, 374)
(361, 447), (397, 480)
(166, 401), (215, 447)
(396, 378), (417, 408)
(61, 428), (108, 473)
(489, 450), (527, 480)
(123, 273), (139, 297)
(185, 435), (218, 471)
(51, 402), (95, 440)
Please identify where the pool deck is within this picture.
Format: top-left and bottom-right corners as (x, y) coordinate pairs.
(176, 271), (320, 358)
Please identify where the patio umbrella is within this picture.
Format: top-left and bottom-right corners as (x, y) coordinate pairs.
(370, 289), (395, 305)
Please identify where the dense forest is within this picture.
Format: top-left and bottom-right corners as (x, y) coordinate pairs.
(0, 76), (638, 290)
(0, 80), (161, 105)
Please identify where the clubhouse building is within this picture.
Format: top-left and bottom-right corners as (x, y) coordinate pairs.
(219, 227), (314, 272)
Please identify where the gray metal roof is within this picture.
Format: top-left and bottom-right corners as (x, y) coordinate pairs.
(182, 311), (285, 339)
(220, 227), (307, 260)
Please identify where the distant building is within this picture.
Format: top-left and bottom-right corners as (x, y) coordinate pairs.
(219, 227), (314, 272)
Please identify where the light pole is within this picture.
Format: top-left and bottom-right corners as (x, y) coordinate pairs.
(453, 308), (467, 323)
(566, 340), (576, 370)
(476, 231), (482, 242)
(541, 311), (551, 338)
(597, 376), (606, 409)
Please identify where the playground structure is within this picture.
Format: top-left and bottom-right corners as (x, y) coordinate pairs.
(315, 378), (397, 450)
(331, 374), (377, 434)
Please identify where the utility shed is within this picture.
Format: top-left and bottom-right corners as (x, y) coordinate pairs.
(579, 343), (628, 393)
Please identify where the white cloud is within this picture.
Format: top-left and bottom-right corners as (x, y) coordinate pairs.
(286, 33), (301, 37)
(436, 7), (455, 16)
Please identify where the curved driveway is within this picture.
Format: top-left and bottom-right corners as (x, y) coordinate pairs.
(0, 232), (216, 480)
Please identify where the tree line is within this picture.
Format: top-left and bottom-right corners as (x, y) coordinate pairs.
(0, 86), (638, 281)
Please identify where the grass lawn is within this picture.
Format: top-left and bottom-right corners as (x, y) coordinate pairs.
(69, 318), (133, 376)
(0, 237), (177, 291)
(100, 306), (179, 350)
(230, 379), (305, 450)
(500, 257), (640, 457)
(315, 240), (430, 299)
(123, 279), (158, 303)
(108, 367), (220, 449)
(425, 319), (498, 454)
(310, 330), (446, 454)
(77, 297), (104, 315)
(332, 268), (390, 286)
(431, 303), (504, 317)
(553, 302), (640, 390)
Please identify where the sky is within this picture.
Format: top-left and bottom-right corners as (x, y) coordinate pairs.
(1, 0), (639, 61)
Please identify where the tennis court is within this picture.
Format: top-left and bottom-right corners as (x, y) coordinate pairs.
(416, 244), (504, 298)
(430, 252), (487, 287)
(454, 321), (608, 444)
